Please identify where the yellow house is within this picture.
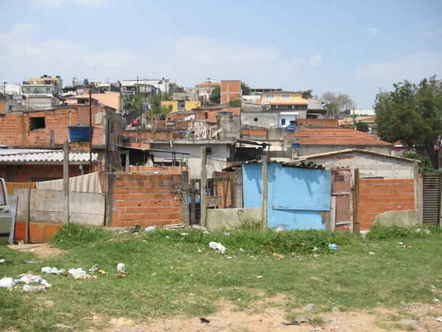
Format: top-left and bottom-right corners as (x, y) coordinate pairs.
(161, 100), (201, 112)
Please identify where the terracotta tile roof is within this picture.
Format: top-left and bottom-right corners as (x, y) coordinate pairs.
(291, 128), (392, 146)
(196, 81), (220, 88)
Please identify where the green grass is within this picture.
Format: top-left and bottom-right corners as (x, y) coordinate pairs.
(0, 225), (441, 331)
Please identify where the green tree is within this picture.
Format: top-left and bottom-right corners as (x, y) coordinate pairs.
(321, 92), (355, 118)
(123, 94), (145, 114)
(301, 89), (313, 99)
(210, 86), (220, 104)
(355, 121), (369, 132)
(375, 76), (442, 169)
(241, 82), (251, 95)
(148, 92), (171, 120)
(228, 99), (241, 107)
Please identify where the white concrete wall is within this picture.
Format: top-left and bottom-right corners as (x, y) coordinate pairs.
(16, 189), (105, 226)
(306, 152), (416, 179)
(241, 112), (279, 128)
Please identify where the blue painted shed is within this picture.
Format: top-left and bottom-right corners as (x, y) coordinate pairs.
(242, 162), (331, 230)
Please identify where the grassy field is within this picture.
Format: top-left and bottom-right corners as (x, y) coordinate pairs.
(0, 225), (441, 331)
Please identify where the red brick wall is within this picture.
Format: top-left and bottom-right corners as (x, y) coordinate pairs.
(0, 164), (85, 182)
(358, 179), (415, 230)
(0, 105), (107, 147)
(111, 173), (185, 227)
(298, 119), (338, 128)
(129, 166), (186, 175)
(220, 80), (241, 104)
(241, 128), (267, 138)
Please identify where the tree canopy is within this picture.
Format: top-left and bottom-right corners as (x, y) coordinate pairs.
(321, 92), (355, 118)
(210, 86), (220, 104)
(241, 82), (250, 95)
(375, 76), (442, 168)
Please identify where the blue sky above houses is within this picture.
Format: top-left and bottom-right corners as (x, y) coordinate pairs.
(0, 0), (441, 107)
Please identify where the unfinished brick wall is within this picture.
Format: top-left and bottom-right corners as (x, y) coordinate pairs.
(129, 166), (186, 175)
(241, 128), (267, 138)
(0, 105), (108, 147)
(298, 119), (338, 128)
(358, 179), (415, 230)
(220, 80), (241, 104)
(111, 173), (185, 227)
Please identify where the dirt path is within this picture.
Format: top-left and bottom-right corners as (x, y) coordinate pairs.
(99, 302), (442, 332)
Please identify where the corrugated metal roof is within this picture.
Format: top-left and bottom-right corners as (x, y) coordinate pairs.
(0, 148), (97, 164)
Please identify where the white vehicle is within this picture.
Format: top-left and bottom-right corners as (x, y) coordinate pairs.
(0, 178), (11, 235)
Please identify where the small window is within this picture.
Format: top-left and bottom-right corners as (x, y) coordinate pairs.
(281, 118), (286, 126)
(0, 180), (6, 206)
(254, 117), (258, 122)
(30, 117), (46, 130)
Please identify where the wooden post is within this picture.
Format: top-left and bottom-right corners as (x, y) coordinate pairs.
(200, 146), (208, 227)
(352, 168), (360, 234)
(190, 179), (196, 225)
(63, 140), (70, 224)
(261, 150), (269, 228)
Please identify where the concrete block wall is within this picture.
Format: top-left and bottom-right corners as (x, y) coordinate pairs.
(358, 179), (415, 230)
(111, 173), (185, 227)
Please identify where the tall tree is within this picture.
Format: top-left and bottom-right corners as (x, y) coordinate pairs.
(241, 82), (251, 95)
(321, 92), (355, 118)
(210, 86), (220, 104)
(375, 76), (442, 168)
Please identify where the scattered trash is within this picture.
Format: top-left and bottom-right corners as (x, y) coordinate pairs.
(272, 253), (285, 260)
(432, 298), (440, 303)
(22, 285), (47, 293)
(144, 226), (157, 232)
(16, 273), (50, 288)
(89, 264), (99, 273)
(256, 275), (263, 279)
(197, 249), (202, 253)
(117, 263), (127, 274)
(435, 317), (442, 322)
(0, 259), (5, 264)
(403, 244), (412, 249)
(303, 303), (316, 312)
(226, 256), (233, 259)
(53, 323), (74, 330)
(398, 241), (404, 245)
(41, 266), (65, 275)
(328, 244), (339, 251)
(0, 277), (15, 289)
(200, 317), (210, 324)
(24, 260), (40, 264)
(282, 317), (309, 326)
(223, 232), (230, 236)
(209, 242), (226, 254)
(68, 268), (92, 280)
(312, 247), (318, 252)
(368, 251), (375, 255)
(180, 232), (188, 236)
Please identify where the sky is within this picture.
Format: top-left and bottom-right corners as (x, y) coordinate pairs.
(0, 0), (441, 107)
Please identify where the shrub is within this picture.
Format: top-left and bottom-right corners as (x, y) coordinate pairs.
(366, 225), (440, 240)
(50, 223), (110, 249)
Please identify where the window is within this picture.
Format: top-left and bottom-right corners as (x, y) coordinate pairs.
(30, 117), (46, 130)
(254, 117), (258, 122)
(281, 118), (286, 126)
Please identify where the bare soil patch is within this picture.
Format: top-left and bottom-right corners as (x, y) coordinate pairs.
(7, 243), (64, 258)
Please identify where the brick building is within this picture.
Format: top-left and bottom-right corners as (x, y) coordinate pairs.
(220, 80), (241, 104)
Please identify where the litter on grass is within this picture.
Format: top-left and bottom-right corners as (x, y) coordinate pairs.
(41, 266), (65, 275)
(144, 226), (157, 232)
(16, 273), (51, 288)
(209, 242), (226, 254)
(68, 268), (92, 280)
(117, 263), (127, 273)
(0, 277), (15, 289)
(328, 243), (339, 251)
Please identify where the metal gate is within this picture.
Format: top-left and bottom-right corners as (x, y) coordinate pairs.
(331, 169), (353, 231)
(422, 173), (441, 225)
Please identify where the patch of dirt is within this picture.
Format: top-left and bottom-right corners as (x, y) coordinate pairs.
(8, 243), (64, 258)
(98, 302), (442, 332)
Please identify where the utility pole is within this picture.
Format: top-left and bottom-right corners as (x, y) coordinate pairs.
(63, 141), (70, 223)
(89, 87), (93, 168)
(200, 146), (208, 227)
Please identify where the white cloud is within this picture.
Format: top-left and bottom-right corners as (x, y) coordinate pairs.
(356, 52), (442, 86)
(31, 0), (109, 8)
(0, 25), (323, 90)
